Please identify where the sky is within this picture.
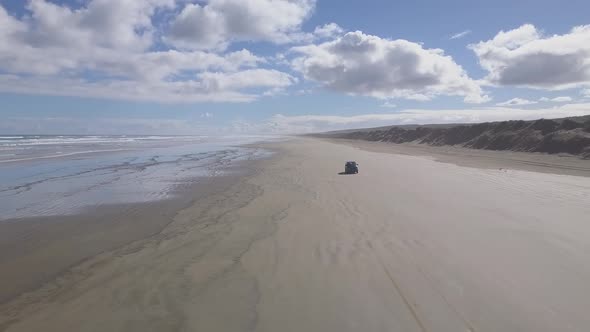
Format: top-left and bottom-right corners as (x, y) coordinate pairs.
(1, 0), (590, 134)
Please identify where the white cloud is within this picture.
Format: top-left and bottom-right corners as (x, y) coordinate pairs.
(6, 3), (588, 110)
(291, 31), (489, 103)
(166, 0), (316, 50)
(314, 23), (344, 39)
(198, 69), (295, 91)
(470, 24), (590, 89)
(0, 69), (293, 103)
(26, 0), (174, 51)
(260, 103), (590, 133)
(0, 1), (296, 102)
(549, 96), (573, 102)
(496, 97), (537, 106)
(0, 0), (172, 75)
(119, 49), (264, 82)
(380, 101), (397, 108)
(498, 96), (574, 106)
(450, 30), (471, 40)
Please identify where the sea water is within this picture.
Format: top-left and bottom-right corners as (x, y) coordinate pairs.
(0, 135), (277, 220)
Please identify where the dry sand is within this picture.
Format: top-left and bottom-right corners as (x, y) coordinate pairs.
(2, 138), (590, 332)
(329, 138), (590, 177)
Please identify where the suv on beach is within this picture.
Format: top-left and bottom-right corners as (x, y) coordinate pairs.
(344, 161), (359, 174)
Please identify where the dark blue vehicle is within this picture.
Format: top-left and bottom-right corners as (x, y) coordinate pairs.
(344, 161), (359, 174)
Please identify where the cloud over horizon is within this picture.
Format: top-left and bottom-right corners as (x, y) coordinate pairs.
(471, 24), (590, 90)
(0, 0), (303, 103)
(0, 1), (498, 105)
(291, 31), (490, 103)
(262, 103), (590, 133)
(0, 0), (589, 136)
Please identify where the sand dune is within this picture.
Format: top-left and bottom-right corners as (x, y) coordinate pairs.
(315, 116), (590, 158)
(2, 138), (590, 331)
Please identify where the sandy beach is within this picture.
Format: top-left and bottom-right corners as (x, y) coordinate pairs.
(2, 138), (590, 332)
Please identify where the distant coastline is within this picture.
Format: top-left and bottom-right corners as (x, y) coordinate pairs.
(311, 115), (590, 158)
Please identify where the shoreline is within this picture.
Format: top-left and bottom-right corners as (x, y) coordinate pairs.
(0, 148), (272, 307)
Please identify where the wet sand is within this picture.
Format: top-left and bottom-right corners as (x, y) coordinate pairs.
(0, 174), (240, 304)
(2, 138), (590, 331)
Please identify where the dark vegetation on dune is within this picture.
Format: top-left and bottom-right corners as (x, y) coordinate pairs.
(313, 116), (590, 158)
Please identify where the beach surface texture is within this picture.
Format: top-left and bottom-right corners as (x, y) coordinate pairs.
(2, 138), (590, 332)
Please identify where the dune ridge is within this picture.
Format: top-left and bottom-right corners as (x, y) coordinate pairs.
(315, 116), (590, 158)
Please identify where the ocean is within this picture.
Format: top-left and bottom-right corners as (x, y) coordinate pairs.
(0, 135), (276, 220)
